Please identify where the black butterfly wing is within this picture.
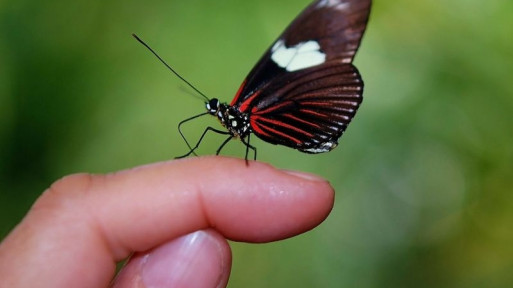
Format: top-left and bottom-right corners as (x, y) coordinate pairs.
(230, 0), (372, 107)
(248, 62), (363, 153)
(231, 0), (371, 153)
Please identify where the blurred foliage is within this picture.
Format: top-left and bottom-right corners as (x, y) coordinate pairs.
(1, 0), (512, 287)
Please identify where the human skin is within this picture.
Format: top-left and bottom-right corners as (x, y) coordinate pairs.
(0, 157), (335, 288)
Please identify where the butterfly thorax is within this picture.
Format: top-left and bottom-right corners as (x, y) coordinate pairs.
(206, 98), (251, 139)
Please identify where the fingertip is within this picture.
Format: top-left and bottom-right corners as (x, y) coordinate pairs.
(190, 157), (335, 242)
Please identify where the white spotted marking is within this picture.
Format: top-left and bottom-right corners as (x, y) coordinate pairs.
(316, 0), (350, 11)
(303, 141), (338, 153)
(271, 40), (326, 72)
(206, 103), (215, 113)
(231, 120), (238, 127)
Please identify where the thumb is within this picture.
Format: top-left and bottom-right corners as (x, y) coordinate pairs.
(112, 230), (231, 288)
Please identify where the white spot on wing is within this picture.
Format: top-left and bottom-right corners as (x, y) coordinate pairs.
(316, 0), (350, 11)
(271, 40), (326, 72)
(271, 40), (282, 52)
(303, 141), (338, 153)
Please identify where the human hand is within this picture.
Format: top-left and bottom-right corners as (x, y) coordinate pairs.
(0, 157), (334, 288)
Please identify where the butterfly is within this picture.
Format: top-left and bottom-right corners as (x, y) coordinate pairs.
(134, 0), (372, 161)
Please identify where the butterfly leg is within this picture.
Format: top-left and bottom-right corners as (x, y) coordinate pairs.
(176, 126), (230, 159)
(241, 134), (257, 163)
(216, 136), (233, 156)
(177, 112), (209, 156)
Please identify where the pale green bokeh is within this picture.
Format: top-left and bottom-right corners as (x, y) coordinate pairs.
(1, 0), (512, 287)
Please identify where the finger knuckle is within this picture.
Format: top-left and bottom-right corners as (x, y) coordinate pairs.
(34, 173), (96, 211)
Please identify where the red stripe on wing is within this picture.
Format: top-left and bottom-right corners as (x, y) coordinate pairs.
(230, 79), (247, 106)
(299, 100), (355, 107)
(238, 90), (262, 113)
(249, 118), (271, 137)
(299, 108), (329, 118)
(252, 100), (294, 115)
(282, 113), (322, 129)
(252, 115), (314, 138)
(250, 117), (302, 144)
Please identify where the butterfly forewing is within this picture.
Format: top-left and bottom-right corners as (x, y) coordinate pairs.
(232, 0), (371, 153)
(277, 0), (371, 63)
(231, 0), (371, 106)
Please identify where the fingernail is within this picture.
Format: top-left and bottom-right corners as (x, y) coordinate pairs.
(281, 170), (327, 182)
(141, 231), (225, 288)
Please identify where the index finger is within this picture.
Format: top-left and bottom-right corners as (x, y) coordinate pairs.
(0, 157), (334, 287)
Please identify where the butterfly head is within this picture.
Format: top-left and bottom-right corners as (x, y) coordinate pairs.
(206, 98), (230, 127)
(206, 98), (220, 115)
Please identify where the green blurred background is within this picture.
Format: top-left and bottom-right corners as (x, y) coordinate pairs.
(1, 0), (512, 286)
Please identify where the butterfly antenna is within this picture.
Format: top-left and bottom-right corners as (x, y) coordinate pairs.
(132, 34), (209, 101)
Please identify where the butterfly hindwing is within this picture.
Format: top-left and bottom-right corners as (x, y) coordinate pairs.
(248, 62), (363, 153)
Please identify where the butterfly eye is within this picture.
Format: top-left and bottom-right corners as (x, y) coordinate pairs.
(207, 98), (219, 114)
